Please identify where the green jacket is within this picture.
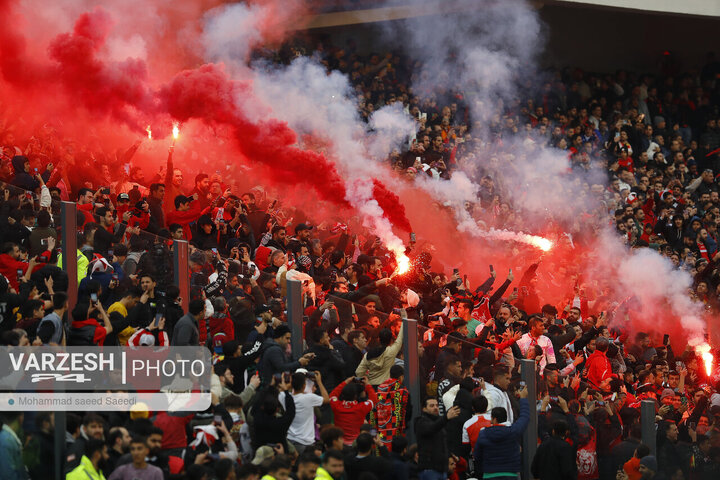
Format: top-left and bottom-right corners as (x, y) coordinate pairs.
(315, 466), (337, 480)
(65, 455), (106, 480)
(57, 250), (89, 285)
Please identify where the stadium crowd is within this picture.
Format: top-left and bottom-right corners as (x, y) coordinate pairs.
(1, 36), (720, 480)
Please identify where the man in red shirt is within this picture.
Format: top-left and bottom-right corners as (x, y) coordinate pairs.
(462, 395), (491, 453)
(584, 336), (615, 391)
(329, 376), (378, 445)
(166, 194), (202, 241)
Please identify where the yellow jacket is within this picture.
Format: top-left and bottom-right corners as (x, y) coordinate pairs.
(57, 250), (89, 285)
(66, 455), (106, 480)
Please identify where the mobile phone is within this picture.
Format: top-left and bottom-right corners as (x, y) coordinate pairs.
(207, 453), (220, 461)
(213, 415), (222, 425)
(689, 422), (696, 430)
(370, 428), (378, 437)
(513, 287), (518, 293)
(392, 308), (402, 315)
(519, 381), (526, 388)
(90, 293), (98, 303)
(453, 268), (459, 275)
(101, 187), (110, 195)
(212, 248), (218, 254)
(154, 312), (162, 328)
(108, 249), (113, 257)
(16, 268), (23, 280)
(283, 372), (291, 384)
(611, 393), (617, 402)
(306, 371), (316, 379)
(34, 168), (38, 173)
(354, 377), (364, 382)
(112, 273), (119, 281)
(456, 278), (463, 286)
(273, 373), (282, 384)
(410, 232), (416, 242)
(597, 401), (605, 406)
(662, 334), (669, 345)
(41, 238), (47, 247)
(550, 396), (558, 401)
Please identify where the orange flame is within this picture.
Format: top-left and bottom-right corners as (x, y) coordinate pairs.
(172, 122), (179, 140)
(146, 125), (152, 139)
(396, 253), (411, 275)
(697, 343), (714, 377)
(529, 236), (553, 252)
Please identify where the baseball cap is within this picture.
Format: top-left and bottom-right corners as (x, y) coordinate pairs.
(117, 193), (130, 202)
(295, 223), (313, 234)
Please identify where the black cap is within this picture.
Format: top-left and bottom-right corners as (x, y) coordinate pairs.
(273, 325), (291, 338)
(295, 223), (313, 234)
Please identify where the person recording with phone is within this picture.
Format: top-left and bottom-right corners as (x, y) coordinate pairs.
(329, 375), (379, 445)
(251, 371), (295, 453)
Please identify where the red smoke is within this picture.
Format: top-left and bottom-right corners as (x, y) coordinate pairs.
(1, 4), (357, 214)
(48, 8), (155, 130)
(160, 64), (353, 209)
(372, 179), (412, 232)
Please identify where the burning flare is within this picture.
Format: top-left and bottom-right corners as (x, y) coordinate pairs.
(474, 228), (554, 252)
(697, 343), (714, 377)
(172, 121), (179, 140)
(146, 125), (152, 140)
(395, 253), (411, 275)
(526, 235), (553, 252)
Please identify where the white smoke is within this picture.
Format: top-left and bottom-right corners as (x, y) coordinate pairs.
(203, 2), (264, 65)
(201, 15), (416, 256)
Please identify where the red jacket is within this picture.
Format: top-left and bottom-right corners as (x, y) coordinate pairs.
(0, 252), (51, 291)
(584, 350), (614, 390)
(166, 203), (203, 240)
(329, 380), (379, 445)
(77, 202), (96, 226)
(209, 314), (234, 343)
(154, 412), (193, 449)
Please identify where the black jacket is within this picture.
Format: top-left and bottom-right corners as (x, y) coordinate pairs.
(531, 435), (578, 480)
(258, 338), (300, 384)
(251, 389), (295, 451)
(306, 343), (346, 392)
(345, 451), (393, 480)
(414, 411), (449, 472)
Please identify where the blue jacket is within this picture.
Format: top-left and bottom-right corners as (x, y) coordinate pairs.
(0, 424), (28, 480)
(474, 398), (530, 475)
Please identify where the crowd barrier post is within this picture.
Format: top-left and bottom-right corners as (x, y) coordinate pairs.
(641, 400), (656, 455)
(60, 201), (78, 318)
(56, 201), (77, 479)
(402, 318), (421, 443)
(287, 279), (304, 360)
(520, 359), (538, 480)
(173, 240), (189, 312)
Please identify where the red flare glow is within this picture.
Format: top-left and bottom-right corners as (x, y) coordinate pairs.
(697, 343), (714, 377)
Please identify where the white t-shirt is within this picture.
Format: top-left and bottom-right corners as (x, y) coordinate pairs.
(287, 392), (323, 445)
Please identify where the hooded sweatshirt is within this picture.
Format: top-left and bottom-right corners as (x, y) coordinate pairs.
(355, 323), (404, 385)
(10, 155), (46, 192)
